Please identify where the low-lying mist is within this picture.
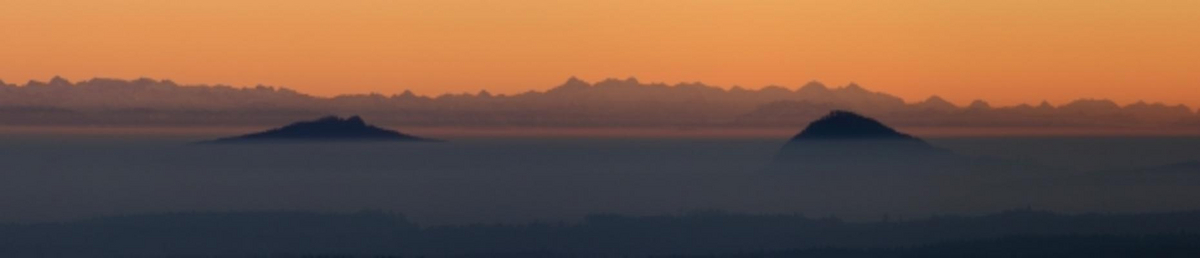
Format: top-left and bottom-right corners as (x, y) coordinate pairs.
(2, 134), (1199, 225)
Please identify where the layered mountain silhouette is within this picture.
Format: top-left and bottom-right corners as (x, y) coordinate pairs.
(211, 116), (432, 143)
(773, 111), (954, 171)
(1, 76), (1197, 129)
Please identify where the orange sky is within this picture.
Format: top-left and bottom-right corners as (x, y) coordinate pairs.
(2, 0), (1198, 107)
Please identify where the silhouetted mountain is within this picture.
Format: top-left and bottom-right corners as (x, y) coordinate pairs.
(967, 99), (992, 110)
(212, 116), (432, 143)
(913, 95), (959, 112)
(0, 76), (1197, 130)
(773, 111), (952, 170)
(789, 110), (919, 140)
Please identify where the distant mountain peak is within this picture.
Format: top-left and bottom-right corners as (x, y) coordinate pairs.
(397, 90), (418, 98)
(48, 76), (71, 86)
(798, 81), (829, 92)
(790, 110), (916, 141)
(549, 76), (592, 93)
(1038, 100), (1055, 109)
(924, 95), (954, 104)
(968, 100), (991, 109)
(842, 82), (866, 92)
(210, 115), (432, 143)
(564, 76), (587, 85)
(594, 77), (641, 88)
(915, 95), (958, 111)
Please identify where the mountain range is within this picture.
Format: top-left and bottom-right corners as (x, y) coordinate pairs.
(1, 76), (1197, 130)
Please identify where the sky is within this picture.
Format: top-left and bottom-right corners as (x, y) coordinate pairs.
(2, 0), (1198, 107)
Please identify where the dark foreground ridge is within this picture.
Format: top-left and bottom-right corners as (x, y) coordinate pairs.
(773, 110), (951, 169)
(6, 209), (1200, 257)
(211, 116), (433, 143)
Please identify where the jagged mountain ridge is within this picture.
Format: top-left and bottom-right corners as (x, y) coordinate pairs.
(1, 76), (1197, 128)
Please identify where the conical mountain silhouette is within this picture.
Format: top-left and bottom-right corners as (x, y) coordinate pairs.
(211, 116), (432, 143)
(790, 110), (920, 141)
(773, 110), (950, 170)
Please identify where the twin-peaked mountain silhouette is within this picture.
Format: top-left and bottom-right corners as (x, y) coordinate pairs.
(213, 110), (970, 175)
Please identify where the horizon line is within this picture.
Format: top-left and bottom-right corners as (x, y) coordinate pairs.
(2, 75), (1194, 110)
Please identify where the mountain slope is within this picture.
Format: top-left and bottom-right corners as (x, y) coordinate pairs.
(773, 111), (952, 171)
(211, 116), (432, 143)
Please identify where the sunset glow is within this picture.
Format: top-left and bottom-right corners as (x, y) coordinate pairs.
(3, 0), (1198, 107)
